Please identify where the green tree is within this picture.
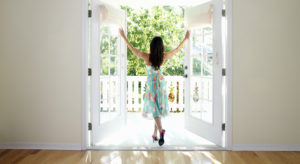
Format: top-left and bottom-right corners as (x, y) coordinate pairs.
(122, 6), (185, 76)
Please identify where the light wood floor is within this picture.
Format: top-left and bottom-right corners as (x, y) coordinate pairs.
(1, 149), (300, 164)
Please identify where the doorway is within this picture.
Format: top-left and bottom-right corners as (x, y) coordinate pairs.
(86, 0), (229, 150)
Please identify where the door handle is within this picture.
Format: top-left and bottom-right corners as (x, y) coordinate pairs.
(184, 65), (188, 69)
(183, 74), (188, 78)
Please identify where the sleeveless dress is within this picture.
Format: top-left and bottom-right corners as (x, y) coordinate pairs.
(142, 65), (169, 119)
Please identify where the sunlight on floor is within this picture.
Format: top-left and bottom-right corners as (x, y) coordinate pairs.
(202, 152), (222, 164)
(83, 150), (223, 164)
(96, 113), (216, 148)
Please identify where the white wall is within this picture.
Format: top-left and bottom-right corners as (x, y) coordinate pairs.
(0, 0), (82, 144)
(232, 0), (300, 145)
(0, 0), (299, 149)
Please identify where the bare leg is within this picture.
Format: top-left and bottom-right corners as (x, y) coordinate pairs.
(153, 122), (158, 137)
(154, 116), (162, 133)
(155, 116), (165, 146)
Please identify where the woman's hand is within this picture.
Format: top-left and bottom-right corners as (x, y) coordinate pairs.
(119, 28), (126, 39)
(184, 30), (190, 40)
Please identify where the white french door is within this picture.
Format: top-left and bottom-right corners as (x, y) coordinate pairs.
(90, 2), (127, 146)
(184, 0), (223, 146)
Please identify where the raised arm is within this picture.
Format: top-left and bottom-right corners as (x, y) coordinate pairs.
(119, 28), (148, 59)
(164, 30), (190, 60)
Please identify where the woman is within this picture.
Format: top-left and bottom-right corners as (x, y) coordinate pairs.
(119, 28), (190, 146)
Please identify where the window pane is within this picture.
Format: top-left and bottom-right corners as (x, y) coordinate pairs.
(203, 53), (213, 76)
(110, 56), (118, 75)
(203, 27), (213, 53)
(190, 78), (213, 124)
(192, 57), (201, 75)
(110, 36), (118, 55)
(192, 29), (202, 54)
(100, 33), (109, 54)
(100, 56), (108, 75)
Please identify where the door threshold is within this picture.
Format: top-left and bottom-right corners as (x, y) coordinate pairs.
(87, 145), (225, 151)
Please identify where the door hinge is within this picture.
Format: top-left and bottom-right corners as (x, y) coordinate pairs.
(88, 68), (92, 76)
(88, 10), (92, 18)
(88, 123), (92, 131)
(222, 68), (226, 76)
(222, 123), (226, 131)
(222, 9), (226, 17)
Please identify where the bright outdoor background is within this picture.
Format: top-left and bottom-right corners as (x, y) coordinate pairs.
(100, 6), (185, 76)
(98, 6), (213, 114)
(123, 6), (185, 76)
(99, 6), (213, 76)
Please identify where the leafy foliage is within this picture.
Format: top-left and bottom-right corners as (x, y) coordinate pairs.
(122, 6), (185, 76)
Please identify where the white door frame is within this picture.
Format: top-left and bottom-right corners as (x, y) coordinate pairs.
(81, 0), (89, 150)
(224, 0), (233, 150)
(80, 0), (233, 150)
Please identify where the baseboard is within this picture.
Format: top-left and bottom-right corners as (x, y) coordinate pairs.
(232, 144), (300, 151)
(0, 142), (82, 150)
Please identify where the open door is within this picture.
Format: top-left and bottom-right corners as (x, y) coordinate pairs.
(90, 1), (127, 146)
(184, 0), (223, 146)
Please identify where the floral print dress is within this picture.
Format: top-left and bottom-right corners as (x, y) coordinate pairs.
(142, 65), (169, 119)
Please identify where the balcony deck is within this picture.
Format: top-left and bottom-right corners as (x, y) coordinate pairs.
(95, 113), (216, 148)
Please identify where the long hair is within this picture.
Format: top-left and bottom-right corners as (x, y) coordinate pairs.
(149, 36), (164, 70)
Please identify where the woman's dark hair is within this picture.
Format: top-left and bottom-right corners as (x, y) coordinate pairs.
(149, 36), (164, 70)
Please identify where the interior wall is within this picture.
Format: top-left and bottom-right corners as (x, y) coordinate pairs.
(1, 0), (300, 147)
(0, 0), (82, 144)
(232, 0), (300, 144)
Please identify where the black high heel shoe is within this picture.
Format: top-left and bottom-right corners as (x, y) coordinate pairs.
(159, 129), (165, 146)
(152, 135), (158, 143)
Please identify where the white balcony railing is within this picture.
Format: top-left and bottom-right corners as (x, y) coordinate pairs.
(127, 76), (185, 112)
(100, 76), (213, 113)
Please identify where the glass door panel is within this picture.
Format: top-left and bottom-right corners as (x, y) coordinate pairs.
(190, 27), (213, 124)
(99, 25), (121, 124)
(184, 0), (223, 146)
(90, 3), (126, 146)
